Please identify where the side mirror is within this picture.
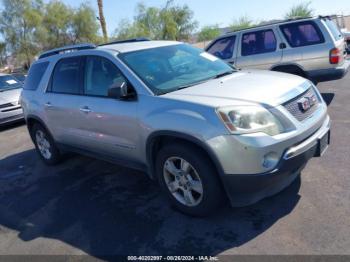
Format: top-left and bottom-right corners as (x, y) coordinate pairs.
(108, 80), (136, 100)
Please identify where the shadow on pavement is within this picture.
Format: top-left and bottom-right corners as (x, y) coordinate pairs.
(0, 120), (25, 132)
(321, 93), (335, 106)
(0, 149), (301, 257)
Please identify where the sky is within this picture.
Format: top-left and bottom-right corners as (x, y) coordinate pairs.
(0, 0), (349, 36)
(50, 0), (350, 35)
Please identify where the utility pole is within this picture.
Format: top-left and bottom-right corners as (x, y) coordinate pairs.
(97, 0), (108, 42)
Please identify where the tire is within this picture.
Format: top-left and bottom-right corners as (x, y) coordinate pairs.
(156, 143), (225, 217)
(31, 123), (62, 165)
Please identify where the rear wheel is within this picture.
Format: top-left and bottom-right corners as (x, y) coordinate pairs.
(156, 143), (225, 217)
(31, 123), (62, 165)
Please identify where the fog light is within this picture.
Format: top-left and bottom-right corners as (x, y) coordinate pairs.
(262, 152), (279, 169)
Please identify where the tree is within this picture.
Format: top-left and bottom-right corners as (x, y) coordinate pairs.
(0, 0), (44, 67)
(113, 19), (143, 40)
(230, 16), (254, 31)
(197, 25), (221, 42)
(285, 1), (314, 19)
(113, 0), (197, 41)
(0, 42), (6, 67)
(161, 0), (197, 40)
(71, 3), (101, 44)
(0, 0), (103, 67)
(42, 0), (73, 49)
(97, 0), (108, 42)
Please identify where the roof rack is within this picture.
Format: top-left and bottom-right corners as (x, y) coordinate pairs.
(225, 16), (314, 34)
(38, 43), (96, 59)
(99, 37), (150, 47)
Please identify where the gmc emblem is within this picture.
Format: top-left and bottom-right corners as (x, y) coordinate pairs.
(298, 94), (317, 112)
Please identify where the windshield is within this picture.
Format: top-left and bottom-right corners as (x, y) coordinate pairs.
(0, 75), (22, 91)
(119, 44), (235, 95)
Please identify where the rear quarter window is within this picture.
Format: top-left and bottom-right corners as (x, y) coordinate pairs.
(24, 62), (49, 90)
(324, 19), (343, 41)
(280, 21), (325, 48)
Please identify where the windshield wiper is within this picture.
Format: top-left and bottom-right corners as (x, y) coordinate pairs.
(213, 70), (235, 79)
(157, 70), (236, 95)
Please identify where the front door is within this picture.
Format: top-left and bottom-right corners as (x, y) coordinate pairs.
(76, 55), (139, 161)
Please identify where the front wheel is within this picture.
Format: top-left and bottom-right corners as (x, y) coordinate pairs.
(156, 143), (225, 217)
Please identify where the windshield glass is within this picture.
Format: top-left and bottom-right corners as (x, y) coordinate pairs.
(119, 44), (235, 95)
(0, 75), (22, 91)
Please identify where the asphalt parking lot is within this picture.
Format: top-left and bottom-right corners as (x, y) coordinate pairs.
(0, 73), (350, 259)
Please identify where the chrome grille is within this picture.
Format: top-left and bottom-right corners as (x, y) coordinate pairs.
(0, 103), (14, 109)
(283, 88), (320, 122)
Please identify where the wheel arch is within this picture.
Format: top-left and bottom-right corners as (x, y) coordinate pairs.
(26, 115), (54, 142)
(146, 131), (225, 180)
(271, 63), (308, 78)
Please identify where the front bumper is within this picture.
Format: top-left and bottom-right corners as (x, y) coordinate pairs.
(221, 116), (331, 207)
(0, 108), (24, 125)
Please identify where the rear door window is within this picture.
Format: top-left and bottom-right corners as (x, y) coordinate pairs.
(24, 62), (49, 90)
(280, 21), (325, 47)
(241, 29), (277, 56)
(51, 57), (82, 94)
(206, 36), (236, 59)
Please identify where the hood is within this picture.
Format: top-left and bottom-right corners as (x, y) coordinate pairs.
(163, 70), (311, 108)
(0, 88), (22, 104)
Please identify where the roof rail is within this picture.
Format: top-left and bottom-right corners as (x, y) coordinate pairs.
(99, 37), (150, 47)
(38, 43), (96, 59)
(225, 16), (314, 34)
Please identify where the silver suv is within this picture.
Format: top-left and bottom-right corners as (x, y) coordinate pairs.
(206, 16), (349, 83)
(21, 39), (331, 216)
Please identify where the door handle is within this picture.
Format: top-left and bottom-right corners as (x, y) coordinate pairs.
(45, 102), (53, 108)
(79, 106), (91, 113)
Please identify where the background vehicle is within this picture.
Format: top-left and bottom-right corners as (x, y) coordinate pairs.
(0, 73), (24, 125)
(206, 16), (349, 84)
(343, 31), (350, 53)
(21, 40), (330, 216)
(12, 73), (27, 84)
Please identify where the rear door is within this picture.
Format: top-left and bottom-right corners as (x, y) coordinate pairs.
(206, 35), (238, 65)
(235, 27), (283, 69)
(43, 56), (88, 148)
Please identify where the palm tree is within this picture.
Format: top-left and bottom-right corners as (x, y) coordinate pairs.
(285, 2), (314, 19)
(97, 0), (108, 42)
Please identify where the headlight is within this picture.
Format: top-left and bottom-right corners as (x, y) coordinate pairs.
(217, 106), (284, 136)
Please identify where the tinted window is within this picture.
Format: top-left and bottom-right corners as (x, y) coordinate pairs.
(84, 56), (126, 97)
(280, 21), (325, 47)
(324, 19), (343, 41)
(207, 36), (236, 59)
(0, 75), (22, 91)
(241, 29), (277, 56)
(119, 44), (234, 95)
(52, 57), (81, 94)
(24, 62), (49, 90)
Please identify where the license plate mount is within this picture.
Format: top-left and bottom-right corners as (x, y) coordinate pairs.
(315, 131), (330, 157)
